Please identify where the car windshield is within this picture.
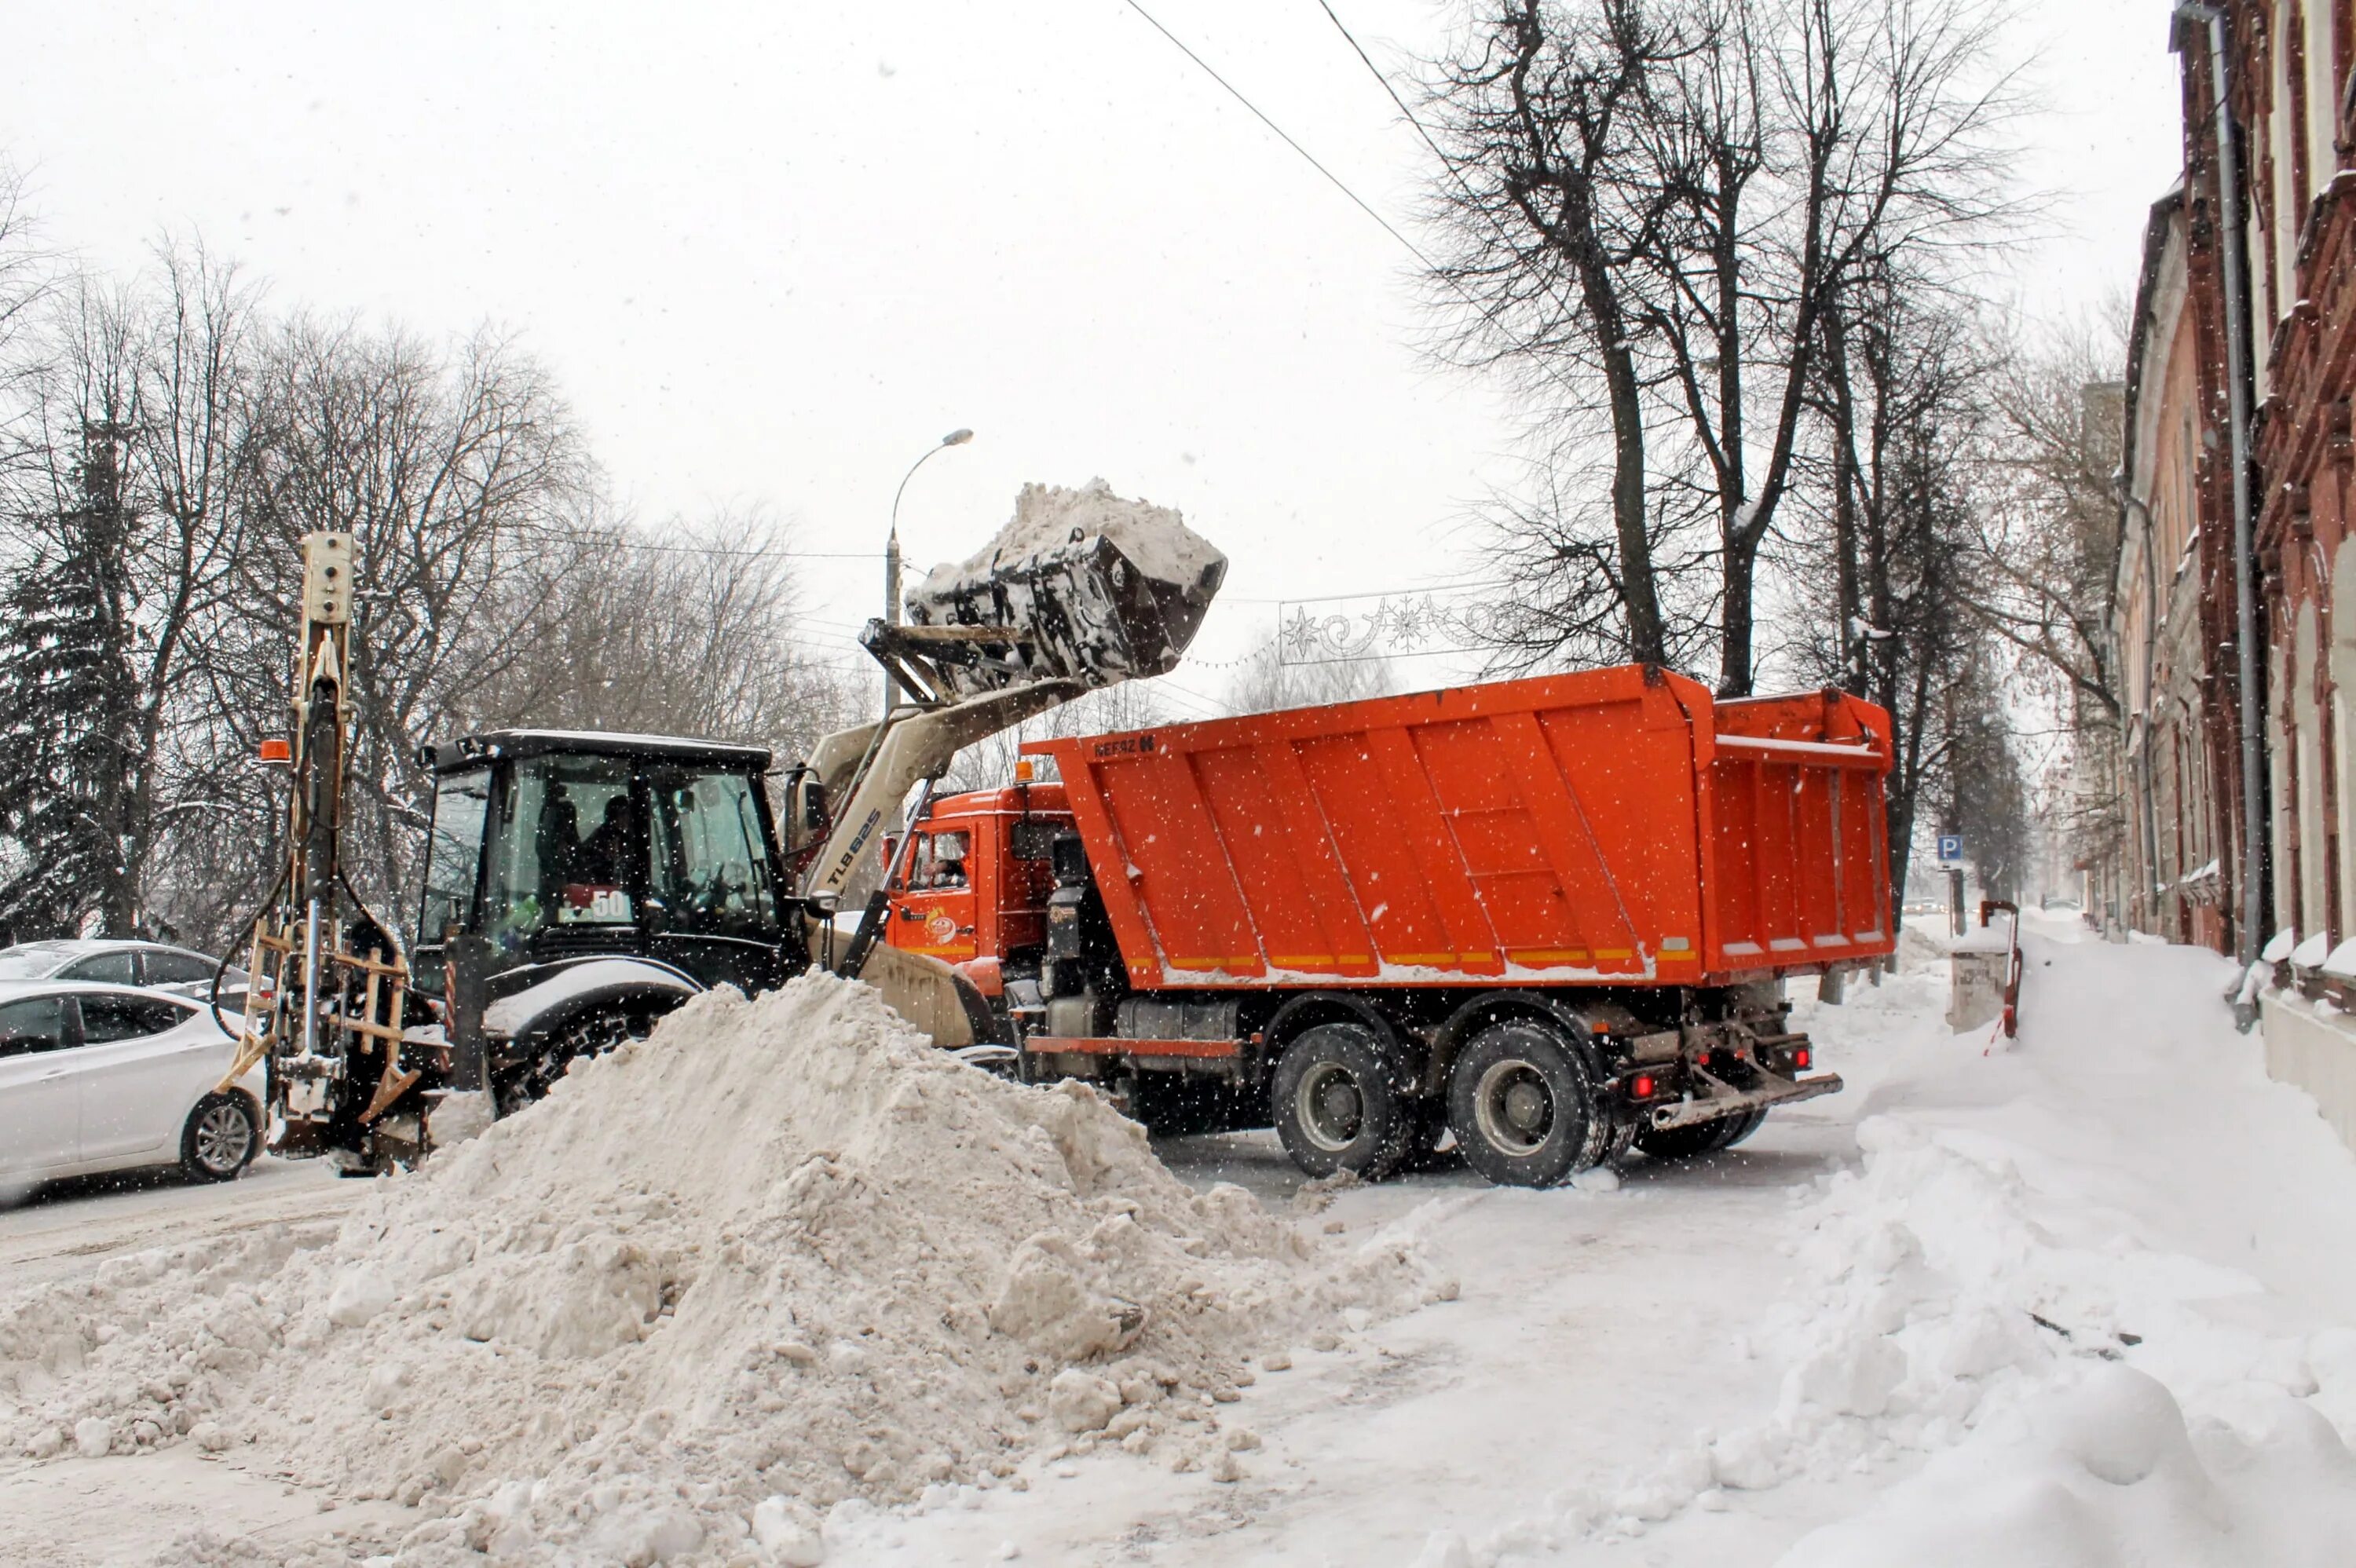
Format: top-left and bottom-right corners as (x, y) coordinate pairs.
(0, 943), (76, 979)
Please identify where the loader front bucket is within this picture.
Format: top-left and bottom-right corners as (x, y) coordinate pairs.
(881, 482), (1226, 700)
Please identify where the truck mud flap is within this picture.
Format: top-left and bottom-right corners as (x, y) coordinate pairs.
(1646, 1068), (1843, 1131)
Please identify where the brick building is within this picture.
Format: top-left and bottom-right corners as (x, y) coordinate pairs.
(2116, 2), (2356, 1146)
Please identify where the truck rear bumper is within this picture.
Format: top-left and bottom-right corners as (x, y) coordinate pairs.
(1645, 1069), (1843, 1130)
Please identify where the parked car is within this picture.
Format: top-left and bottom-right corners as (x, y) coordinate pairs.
(0, 979), (262, 1188)
(0, 938), (245, 1000)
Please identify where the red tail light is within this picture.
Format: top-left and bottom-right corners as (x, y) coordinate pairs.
(1793, 1047), (1812, 1070)
(1631, 1073), (1656, 1098)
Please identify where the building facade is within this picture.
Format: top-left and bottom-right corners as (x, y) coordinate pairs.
(2116, 2), (2356, 1148)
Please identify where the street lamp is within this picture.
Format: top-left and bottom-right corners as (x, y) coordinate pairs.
(884, 428), (975, 715)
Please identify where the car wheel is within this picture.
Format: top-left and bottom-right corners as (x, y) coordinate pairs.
(181, 1093), (258, 1182)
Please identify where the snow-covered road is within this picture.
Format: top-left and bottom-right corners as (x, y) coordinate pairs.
(7, 919), (2356, 1566)
(836, 918), (2356, 1566)
(0, 1157), (356, 1292)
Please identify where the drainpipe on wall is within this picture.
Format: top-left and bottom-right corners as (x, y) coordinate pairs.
(2179, 2), (2268, 993)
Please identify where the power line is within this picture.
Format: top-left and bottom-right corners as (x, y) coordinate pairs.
(1119, 0), (1602, 418)
(1118, 0), (1445, 278)
(1313, 1), (1597, 381)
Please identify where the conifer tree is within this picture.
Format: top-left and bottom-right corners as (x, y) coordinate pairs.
(0, 420), (143, 938)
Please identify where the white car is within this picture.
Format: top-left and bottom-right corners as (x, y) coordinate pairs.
(0, 980), (262, 1188)
(0, 938), (245, 998)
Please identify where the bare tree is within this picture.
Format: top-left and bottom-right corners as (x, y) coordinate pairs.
(466, 510), (855, 766)
(1648, 0), (2014, 694)
(1423, 0), (2015, 693)
(1963, 318), (2126, 723)
(221, 316), (594, 912)
(1787, 270), (2003, 919)
(1425, 0), (1697, 665)
(0, 160), (52, 457)
(1220, 643), (1398, 715)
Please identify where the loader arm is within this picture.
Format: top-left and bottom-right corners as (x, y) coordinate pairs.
(796, 677), (1088, 902)
(787, 484), (1224, 1032)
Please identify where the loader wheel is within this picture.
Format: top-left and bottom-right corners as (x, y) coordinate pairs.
(1447, 1021), (1606, 1188)
(494, 1007), (657, 1117)
(1271, 1024), (1414, 1181)
(180, 1093), (258, 1182)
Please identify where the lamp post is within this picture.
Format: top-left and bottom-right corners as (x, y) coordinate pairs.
(884, 428), (974, 715)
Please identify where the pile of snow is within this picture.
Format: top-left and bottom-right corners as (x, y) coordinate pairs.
(0, 974), (1418, 1563)
(1725, 944), (2356, 1565)
(914, 478), (1225, 602)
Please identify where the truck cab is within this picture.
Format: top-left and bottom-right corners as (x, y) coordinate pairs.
(415, 730), (800, 1107)
(884, 780), (1068, 1036)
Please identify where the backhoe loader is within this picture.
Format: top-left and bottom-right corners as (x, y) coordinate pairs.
(216, 496), (1224, 1171)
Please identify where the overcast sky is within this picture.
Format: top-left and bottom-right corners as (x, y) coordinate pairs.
(2, 2), (2183, 708)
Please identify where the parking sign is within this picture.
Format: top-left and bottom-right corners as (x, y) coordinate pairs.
(1937, 834), (1963, 865)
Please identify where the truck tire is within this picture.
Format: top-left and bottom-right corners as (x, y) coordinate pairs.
(1447, 1020), (1607, 1188)
(1634, 1107), (1761, 1162)
(1271, 1023), (1414, 1180)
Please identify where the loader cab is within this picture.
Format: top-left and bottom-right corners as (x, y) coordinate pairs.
(414, 731), (799, 1010)
(884, 781), (1067, 1003)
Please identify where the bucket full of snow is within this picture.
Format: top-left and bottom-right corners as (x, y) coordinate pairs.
(895, 479), (1226, 697)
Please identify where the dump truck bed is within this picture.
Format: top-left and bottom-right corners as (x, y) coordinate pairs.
(1023, 666), (1893, 991)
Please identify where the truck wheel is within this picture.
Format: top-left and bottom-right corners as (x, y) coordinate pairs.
(1633, 1109), (1757, 1162)
(1447, 1021), (1606, 1188)
(1718, 1107), (1769, 1148)
(1271, 1024), (1414, 1180)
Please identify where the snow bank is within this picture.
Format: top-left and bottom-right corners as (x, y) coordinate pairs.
(0, 974), (1416, 1563)
(914, 478), (1224, 602)
(1715, 1109), (2356, 1564)
(1740, 944), (2356, 1566)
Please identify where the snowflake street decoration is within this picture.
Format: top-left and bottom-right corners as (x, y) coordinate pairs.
(1277, 585), (1511, 666)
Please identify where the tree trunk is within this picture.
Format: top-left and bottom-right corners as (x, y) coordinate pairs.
(1604, 345), (1667, 665)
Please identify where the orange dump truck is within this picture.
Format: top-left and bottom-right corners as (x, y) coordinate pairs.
(884, 664), (1895, 1186)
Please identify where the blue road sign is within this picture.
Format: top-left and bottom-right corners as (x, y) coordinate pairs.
(1937, 834), (1963, 865)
